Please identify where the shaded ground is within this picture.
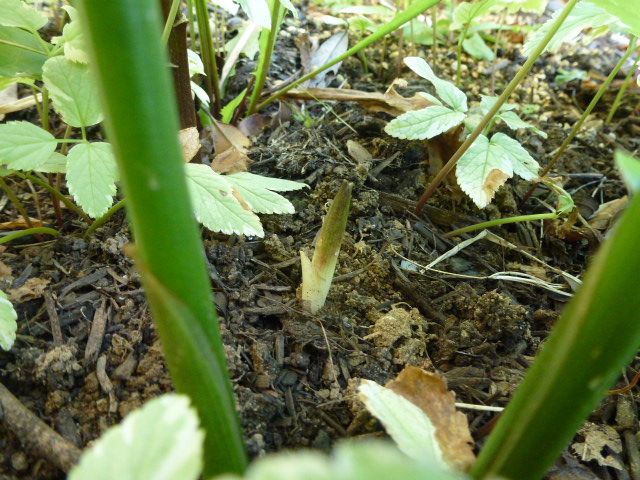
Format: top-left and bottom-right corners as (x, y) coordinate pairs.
(1, 7), (640, 480)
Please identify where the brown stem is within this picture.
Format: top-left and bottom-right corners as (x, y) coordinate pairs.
(0, 382), (81, 472)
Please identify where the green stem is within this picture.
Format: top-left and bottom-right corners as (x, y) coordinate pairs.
(85, 199), (126, 237)
(186, 0), (196, 46)
(78, 0), (247, 475)
(0, 177), (33, 229)
(447, 212), (557, 237)
(257, 0), (443, 111)
(606, 53), (640, 124)
(193, 0), (222, 114)
(538, 36), (637, 179)
(161, 0), (181, 45)
(247, 0), (283, 115)
(431, 5), (437, 62)
(41, 87), (50, 132)
(0, 227), (60, 245)
(415, 0), (580, 214)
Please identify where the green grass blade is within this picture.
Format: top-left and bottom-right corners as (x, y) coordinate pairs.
(77, 0), (246, 475)
(472, 193), (640, 479)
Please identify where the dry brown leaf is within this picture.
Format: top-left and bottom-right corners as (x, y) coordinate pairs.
(482, 169), (510, 203)
(0, 218), (45, 230)
(179, 127), (201, 163)
(9, 277), (50, 303)
(386, 366), (475, 472)
(238, 114), (270, 137)
(210, 120), (251, 174)
(571, 422), (623, 470)
(0, 260), (12, 281)
(346, 140), (373, 164)
(589, 196), (628, 231)
(284, 86), (432, 117)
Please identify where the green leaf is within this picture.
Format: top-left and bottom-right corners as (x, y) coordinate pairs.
(51, 6), (88, 64)
(0, 0), (48, 31)
(0, 121), (57, 170)
(69, 394), (204, 480)
(221, 89), (246, 124)
(226, 172), (306, 215)
(491, 132), (540, 180)
(185, 163), (264, 237)
(236, 0), (271, 29)
(187, 48), (205, 77)
(66, 142), (118, 218)
(522, 1), (622, 57)
(0, 291), (17, 351)
(452, 0), (499, 28)
(462, 32), (495, 61)
(403, 56), (468, 112)
(615, 150), (640, 193)
(589, 0), (640, 36)
(191, 81), (210, 109)
(358, 380), (449, 470)
(42, 56), (103, 127)
(34, 152), (67, 173)
(554, 68), (588, 85)
(0, 25), (48, 77)
(385, 106), (466, 140)
(279, 0), (298, 18)
(498, 110), (547, 138)
(456, 134), (513, 208)
(479, 94), (517, 115)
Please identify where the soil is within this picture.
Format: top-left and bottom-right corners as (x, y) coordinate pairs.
(1, 5), (640, 480)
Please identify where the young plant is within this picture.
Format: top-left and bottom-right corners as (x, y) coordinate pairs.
(385, 56), (544, 209)
(299, 181), (352, 314)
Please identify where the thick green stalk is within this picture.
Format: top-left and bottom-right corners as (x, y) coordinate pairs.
(246, 0), (283, 115)
(415, 0), (580, 214)
(77, 1), (246, 476)
(193, 0), (222, 114)
(257, 0), (442, 110)
(606, 53), (639, 124)
(472, 187), (640, 480)
(538, 37), (636, 179)
(0, 227), (59, 245)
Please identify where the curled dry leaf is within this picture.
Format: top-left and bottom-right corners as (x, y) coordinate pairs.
(571, 422), (624, 470)
(210, 120), (251, 174)
(283, 86), (432, 117)
(0, 217), (45, 230)
(9, 277), (50, 303)
(386, 366), (475, 472)
(179, 127), (201, 163)
(588, 196), (628, 231)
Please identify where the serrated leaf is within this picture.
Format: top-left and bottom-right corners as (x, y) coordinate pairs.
(0, 0), (48, 31)
(0, 291), (17, 351)
(479, 94), (517, 115)
(0, 26), (48, 77)
(358, 380), (449, 470)
(498, 110), (547, 138)
(226, 172), (306, 215)
(69, 394), (203, 480)
(42, 56), (103, 127)
(452, 0), (499, 28)
(615, 150), (640, 194)
(236, 0), (271, 29)
(589, 0), (640, 36)
(66, 142), (118, 218)
(490, 132), (539, 180)
(522, 2), (622, 57)
(385, 106), (465, 140)
(462, 32), (495, 61)
(185, 163), (264, 237)
(403, 57), (467, 112)
(51, 6), (88, 64)
(456, 134), (513, 208)
(33, 152), (67, 173)
(0, 121), (57, 170)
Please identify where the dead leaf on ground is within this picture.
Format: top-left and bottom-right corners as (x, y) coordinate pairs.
(9, 277), (50, 303)
(386, 365), (475, 472)
(0, 218), (45, 230)
(179, 127), (201, 163)
(209, 120), (251, 174)
(238, 113), (270, 137)
(284, 86), (432, 117)
(589, 196), (627, 231)
(571, 422), (623, 470)
(347, 140), (373, 164)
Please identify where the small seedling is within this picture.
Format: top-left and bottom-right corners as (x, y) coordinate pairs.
(299, 181), (352, 314)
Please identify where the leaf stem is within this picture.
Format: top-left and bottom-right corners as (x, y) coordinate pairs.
(447, 211), (558, 237)
(193, 0), (222, 114)
(0, 227), (60, 245)
(84, 198), (126, 237)
(257, 0), (442, 111)
(0, 177), (34, 229)
(161, 0), (181, 45)
(415, 0), (580, 214)
(606, 48), (639, 124)
(18, 172), (89, 222)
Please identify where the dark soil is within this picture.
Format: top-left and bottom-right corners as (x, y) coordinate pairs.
(1, 6), (640, 480)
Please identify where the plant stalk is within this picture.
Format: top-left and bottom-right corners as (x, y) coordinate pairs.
(606, 51), (639, 124)
(415, 0), (580, 215)
(447, 211), (557, 237)
(193, 0), (222, 114)
(257, 0), (442, 111)
(0, 177), (34, 229)
(84, 199), (126, 237)
(0, 227), (60, 245)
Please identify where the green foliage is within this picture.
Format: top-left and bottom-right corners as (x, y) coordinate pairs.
(615, 150), (640, 193)
(69, 394), (204, 480)
(554, 68), (588, 85)
(0, 291), (17, 351)
(0, 26), (48, 77)
(0, 0), (47, 31)
(589, 0), (640, 36)
(0, 121), (57, 170)
(51, 6), (89, 64)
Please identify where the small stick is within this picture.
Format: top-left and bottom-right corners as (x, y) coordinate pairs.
(0, 381), (81, 472)
(44, 291), (64, 345)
